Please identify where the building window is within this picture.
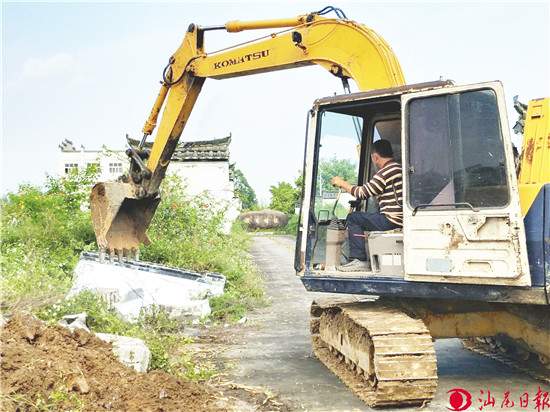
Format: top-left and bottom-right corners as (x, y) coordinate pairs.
(109, 162), (123, 174)
(86, 162), (100, 172)
(64, 163), (78, 174)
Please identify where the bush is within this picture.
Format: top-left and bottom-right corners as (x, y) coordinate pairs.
(269, 182), (298, 215)
(1, 169), (98, 311)
(267, 171), (303, 234)
(141, 176), (263, 320)
(230, 163), (257, 210)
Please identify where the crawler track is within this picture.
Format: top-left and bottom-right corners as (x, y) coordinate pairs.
(311, 299), (438, 407)
(462, 338), (550, 385)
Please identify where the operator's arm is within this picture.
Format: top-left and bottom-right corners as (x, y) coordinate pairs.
(331, 173), (386, 199)
(330, 176), (354, 193)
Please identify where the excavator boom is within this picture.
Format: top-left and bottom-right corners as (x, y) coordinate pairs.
(89, 9), (550, 409)
(90, 10), (405, 253)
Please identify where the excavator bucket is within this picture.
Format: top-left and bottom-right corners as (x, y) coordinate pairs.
(90, 182), (160, 253)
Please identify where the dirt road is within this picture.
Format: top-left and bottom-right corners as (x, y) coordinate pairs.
(217, 235), (549, 411)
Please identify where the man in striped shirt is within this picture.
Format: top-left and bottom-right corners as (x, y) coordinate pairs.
(330, 139), (402, 272)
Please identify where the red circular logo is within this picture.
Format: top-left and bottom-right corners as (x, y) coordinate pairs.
(447, 388), (472, 411)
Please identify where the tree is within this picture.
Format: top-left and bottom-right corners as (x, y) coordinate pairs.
(269, 169), (304, 215)
(294, 173), (304, 195)
(269, 182), (298, 215)
(230, 163), (257, 210)
(318, 157), (356, 194)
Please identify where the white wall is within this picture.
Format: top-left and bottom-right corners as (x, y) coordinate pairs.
(59, 150), (240, 233)
(58, 149), (128, 182)
(168, 161), (233, 200)
(168, 161), (240, 234)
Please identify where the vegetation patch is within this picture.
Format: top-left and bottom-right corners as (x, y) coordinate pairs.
(268, 172), (303, 235)
(0, 168), (263, 379)
(140, 176), (264, 321)
(268, 158), (355, 235)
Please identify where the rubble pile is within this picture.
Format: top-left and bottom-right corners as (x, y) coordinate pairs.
(0, 313), (221, 411)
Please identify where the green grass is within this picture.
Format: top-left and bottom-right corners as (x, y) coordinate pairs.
(1, 386), (85, 412)
(1, 170), (264, 377)
(140, 177), (264, 320)
(38, 291), (194, 372)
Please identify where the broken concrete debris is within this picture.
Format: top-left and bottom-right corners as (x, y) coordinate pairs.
(96, 333), (151, 373)
(58, 312), (90, 332)
(49, 253), (227, 374)
(70, 252), (226, 321)
(58, 312), (151, 372)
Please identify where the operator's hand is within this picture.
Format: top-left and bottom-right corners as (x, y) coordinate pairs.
(330, 176), (346, 188)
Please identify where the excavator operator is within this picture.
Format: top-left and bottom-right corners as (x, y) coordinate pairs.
(330, 139), (403, 272)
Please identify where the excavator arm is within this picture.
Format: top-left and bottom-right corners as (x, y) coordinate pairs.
(90, 10), (405, 254)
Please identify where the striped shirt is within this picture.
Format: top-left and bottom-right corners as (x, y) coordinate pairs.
(351, 160), (403, 226)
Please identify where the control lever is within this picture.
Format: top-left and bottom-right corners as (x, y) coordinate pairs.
(331, 189), (341, 219)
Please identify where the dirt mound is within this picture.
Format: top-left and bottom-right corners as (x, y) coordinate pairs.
(0, 313), (222, 411)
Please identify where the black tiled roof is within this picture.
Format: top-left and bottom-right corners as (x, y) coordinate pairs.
(129, 135), (231, 161)
(59, 139), (76, 152)
(174, 136), (231, 161)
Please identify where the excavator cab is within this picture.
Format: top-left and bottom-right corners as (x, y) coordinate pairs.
(86, 10), (550, 407)
(298, 80), (533, 291)
(300, 81), (549, 409)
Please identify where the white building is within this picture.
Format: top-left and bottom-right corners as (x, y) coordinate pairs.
(58, 139), (128, 182)
(59, 136), (240, 232)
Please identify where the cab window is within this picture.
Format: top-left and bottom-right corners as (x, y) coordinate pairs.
(407, 89), (509, 208)
(314, 110), (362, 220)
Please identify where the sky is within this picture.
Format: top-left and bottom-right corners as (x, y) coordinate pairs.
(2, 1), (549, 203)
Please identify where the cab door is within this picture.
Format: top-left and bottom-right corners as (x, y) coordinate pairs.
(296, 108), (319, 274)
(401, 81), (531, 286)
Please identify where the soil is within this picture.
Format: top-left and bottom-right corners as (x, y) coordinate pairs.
(0, 313), (222, 412)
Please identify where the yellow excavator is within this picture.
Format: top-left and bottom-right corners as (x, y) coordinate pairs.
(91, 7), (550, 407)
